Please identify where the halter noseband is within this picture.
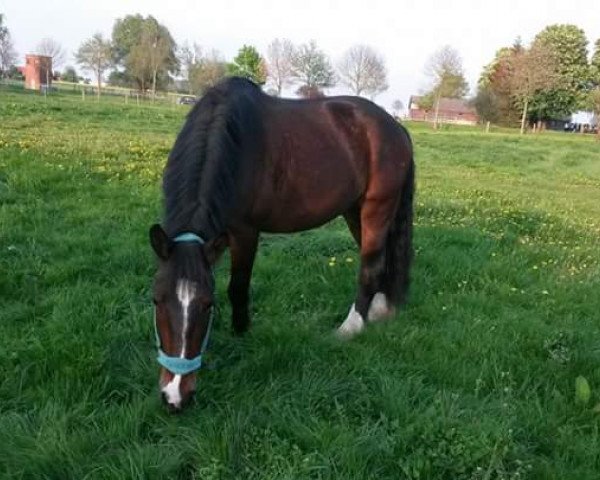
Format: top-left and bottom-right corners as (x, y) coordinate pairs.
(155, 313), (213, 375)
(154, 231), (212, 376)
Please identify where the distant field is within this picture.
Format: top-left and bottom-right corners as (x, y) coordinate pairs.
(1, 89), (599, 479)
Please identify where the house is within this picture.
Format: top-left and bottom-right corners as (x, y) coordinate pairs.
(23, 54), (52, 91)
(408, 95), (479, 125)
(571, 111), (597, 128)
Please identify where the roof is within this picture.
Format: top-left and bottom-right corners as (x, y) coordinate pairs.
(25, 54), (52, 60)
(409, 95), (476, 114)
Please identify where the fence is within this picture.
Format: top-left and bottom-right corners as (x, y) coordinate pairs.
(0, 78), (188, 105)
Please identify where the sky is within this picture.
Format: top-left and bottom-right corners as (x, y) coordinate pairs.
(2, 0), (600, 111)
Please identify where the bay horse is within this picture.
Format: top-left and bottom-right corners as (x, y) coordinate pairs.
(150, 77), (414, 411)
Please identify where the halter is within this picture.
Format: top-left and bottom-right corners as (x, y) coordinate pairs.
(173, 232), (205, 245)
(154, 231), (211, 376)
(154, 309), (213, 376)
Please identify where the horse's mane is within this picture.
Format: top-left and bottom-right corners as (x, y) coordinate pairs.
(163, 77), (263, 240)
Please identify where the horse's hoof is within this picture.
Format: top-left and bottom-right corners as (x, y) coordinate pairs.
(368, 292), (395, 322)
(336, 304), (365, 339)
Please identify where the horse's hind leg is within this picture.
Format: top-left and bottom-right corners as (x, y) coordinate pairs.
(227, 228), (259, 335)
(343, 206), (361, 246)
(338, 197), (397, 337)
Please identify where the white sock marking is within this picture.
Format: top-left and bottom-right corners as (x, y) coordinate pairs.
(368, 292), (393, 322)
(176, 279), (196, 358)
(337, 303), (365, 338)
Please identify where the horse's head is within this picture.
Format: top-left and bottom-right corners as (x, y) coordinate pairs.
(149, 224), (214, 412)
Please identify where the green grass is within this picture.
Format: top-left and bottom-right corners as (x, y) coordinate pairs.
(1, 90), (599, 479)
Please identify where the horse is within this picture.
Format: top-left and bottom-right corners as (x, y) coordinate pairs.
(149, 77), (415, 411)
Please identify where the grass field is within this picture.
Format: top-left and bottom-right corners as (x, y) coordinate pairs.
(1, 88), (599, 479)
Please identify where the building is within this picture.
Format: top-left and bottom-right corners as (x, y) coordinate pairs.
(23, 54), (52, 91)
(408, 95), (479, 125)
(571, 111), (597, 128)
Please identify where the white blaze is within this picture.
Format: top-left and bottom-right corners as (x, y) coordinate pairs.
(176, 279), (197, 358)
(162, 279), (197, 407)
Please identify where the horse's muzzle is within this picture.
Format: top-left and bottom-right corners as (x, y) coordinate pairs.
(159, 368), (197, 412)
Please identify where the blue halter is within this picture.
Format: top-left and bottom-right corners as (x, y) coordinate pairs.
(155, 312), (213, 376)
(154, 231), (211, 376)
(173, 232), (205, 245)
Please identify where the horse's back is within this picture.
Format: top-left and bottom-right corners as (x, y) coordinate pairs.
(239, 94), (412, 233)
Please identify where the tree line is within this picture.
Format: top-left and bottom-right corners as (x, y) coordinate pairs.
(2, 13), (599, 127)
(417, 25), (600, 133)
(473, 25), (600, 131)
(0, 14), (389, 101)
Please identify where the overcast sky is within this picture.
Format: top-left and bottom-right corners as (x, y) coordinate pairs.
(3, 0), (599, 110)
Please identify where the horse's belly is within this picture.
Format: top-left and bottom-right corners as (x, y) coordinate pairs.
(254, 205), (344, 233)
(249, 178), (361, 233)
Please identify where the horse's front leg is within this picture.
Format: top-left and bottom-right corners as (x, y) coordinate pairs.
(227, 229), (259, 335)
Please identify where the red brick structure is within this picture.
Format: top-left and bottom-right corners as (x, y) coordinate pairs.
(408, 95), (479, 125)
(24, 55), (52, 91)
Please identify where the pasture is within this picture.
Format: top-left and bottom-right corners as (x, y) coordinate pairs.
(1, 89), (599, 479)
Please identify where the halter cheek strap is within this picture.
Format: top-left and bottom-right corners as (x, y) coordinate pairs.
(154, 231), (210, 376)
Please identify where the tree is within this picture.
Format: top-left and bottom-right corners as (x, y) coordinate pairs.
(35, 38), (66, 88)
(510, 44), (559, 134)
(392, 99), (404, 118)
(36, 38), (66, 70)
(291, 40), (336, 95)
(127, 41), (151, 91)
(266, 38), (295, 96)
(471, 87), (500, 124)
(228, 45), (266, 85)
(424, 45), (469, 128)
(178, 41), (201, 93)
(61, 66), (78, 83)
(75, 33), (112, 99)
(0, 14), (17, 79)
(591, 39), (600, 92)
(337, 44), (388, 98)
(6, 65), (23, 80)
(111, 15), (178, 91)
(478, 45), (522, 126)
(188, 49), (228, 95)
(107, 70), (129, 87)
(531, 24), (590, 118)
(592, 39), (600, 71)
(112, 15), (145, 64)
(586, 88), (600, 138)
(135, 20), (172, 97)
(296, 85), (326, 98)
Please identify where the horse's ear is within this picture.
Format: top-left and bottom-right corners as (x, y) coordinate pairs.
(149, 224), (171, 260)
(204, 234), (229, 265)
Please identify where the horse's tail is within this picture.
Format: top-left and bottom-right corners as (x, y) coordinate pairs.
(384, 146), (415, 307)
